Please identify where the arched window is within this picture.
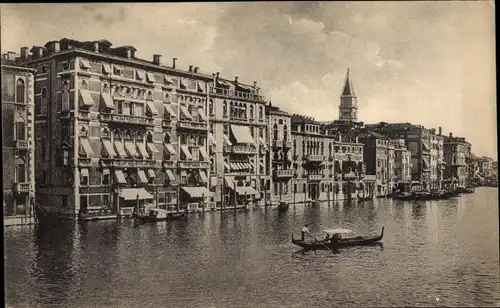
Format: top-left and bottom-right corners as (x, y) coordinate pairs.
(16, 79), (25, 103)
(283, 124), (288, 141)
(15, 116), (25, 140)
(329, 142), (332, 157)
(273, 124), (278, 140)
(15, 157), (26, 183)
(293, 139), (296, 154)
(320, 142), (324, 155)
(250, 105), (254, 119)
(164, 133), (171, 144)
(229, 102), (233, 118)
(223, 100), (227, 116)
(243, 104), (247, 119)
(136, 131), (144, 142)
(146, 131), (154, 143)
(113, 129), (121, 141)
(302, 140), (305, 155)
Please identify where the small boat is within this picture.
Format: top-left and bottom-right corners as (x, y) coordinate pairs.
(292, 226), (385, 250)
(394, 192), (414, 201)
(357, 196), (372, 201)
(456, 186), (475, 194)
(135, 208), (169, 222)
(168, 211), (186, 220)
(277, 201), (289, 211)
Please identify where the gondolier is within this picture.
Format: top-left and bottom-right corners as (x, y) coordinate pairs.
(301, 224), (310, 241)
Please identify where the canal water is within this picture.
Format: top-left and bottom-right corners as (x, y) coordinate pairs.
(4, 187), (500, 308)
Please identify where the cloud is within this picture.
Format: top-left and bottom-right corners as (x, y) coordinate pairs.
(0, 2), (496, 158)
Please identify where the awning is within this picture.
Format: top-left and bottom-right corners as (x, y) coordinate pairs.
(164, 143), (176, 155)
(181, 145), (192, 160)
(164, 76), (175, 85)
(80, 168), (89, 177)
(238, 163), (246, 170)
(79, 89), (95, 107)
(197, 81), (205, 92)
(102, 169), (110, 175)
(224, 162), (231, 172)
(223, 135), (232, 146)
(224, 176), (235, 188)
(198, 109), (208, 122)
(181, 186), (213, 198)
(164, 104), (177, 117)
(199, 170), (208, 183)
(259, 137), (267, 148)
(147, 102), (159, 115)
(199, 147), (209, 161)
(125, 141), (138, 157)
(136, 143), (149, 158)
(217, 80), (231, 87)
(208, 133), (216, 146)
(230, 163), (239, 171)
(422, 141), (430, 151)
(230, 125), (255, 144)
(210, 177), (218, 187)
(120, 188), (153, 200)
(147, 142), (159, 154)
(102, 140), (116, 157)
(165, 169), (175, 181)
(101, 93), (114, 109)
(136, 70), (145, 80)
(79, 138), (94, 157)
(180, 105), (192, 120)
(137, 170), (148, 183)
(147, 169), (156, 178)
(180, 78), (188, 88)
(237, 83), (254, 91)
(146, 72), (156, 83)
(80, 59), (92, 69)
(102, 64), (111, 74)
(180, 170), (187, 177)
(236, 186), (259, 195)
(114, 141), (127, 157)
(114, 170), (127, 184)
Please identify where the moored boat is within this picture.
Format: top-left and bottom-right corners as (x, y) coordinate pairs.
(168, 211), (186, 220)
(135, 208), (169, 222)
(292, 226), (385, 250)
(394, 192), (413, 201)
(277, 201), (289, 212)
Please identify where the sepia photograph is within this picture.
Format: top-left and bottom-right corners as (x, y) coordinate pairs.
(1, 2), (498, 307)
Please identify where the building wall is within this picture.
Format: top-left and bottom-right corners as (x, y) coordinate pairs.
(2, 63), (36, 221)
(268, 110), (292, 204)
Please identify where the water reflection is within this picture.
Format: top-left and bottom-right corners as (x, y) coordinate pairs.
(4, 188), (500, 308)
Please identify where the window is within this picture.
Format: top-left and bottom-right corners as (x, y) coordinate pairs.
(250, 127), (254, 137)
(259, 106), (263, 120)
(209, 99), (214, 115)
(102, 173), (110, 185)
(223, 100), (227, 116)
(15, 117), (26, 140)
(283, 125), (288, 141)
(41, 66), (48, 74)
(16, 79), (25, 103)
(293, 140), (296, 154)
(250, 105), (254, 119)
(15, 157), (26, 183)
(62, 62), (69, 70)
(223, 125), (228, 135)
(273, 124), (278, 140)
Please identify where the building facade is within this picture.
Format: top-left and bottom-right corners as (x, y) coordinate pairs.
(267, 105), (293, 205)
(443, 133), (471, 188)
(209, 74), (269, 208)
(391, 138), (412, 190)
(16, 38), (215, 219)
(2, 56), (37, 226)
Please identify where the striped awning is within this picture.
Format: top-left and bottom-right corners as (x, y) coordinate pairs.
(147, 142), (159, 154)
(102, 140), (116, 157)
(164, 104), (177, 117)
(137, 170), (148, 183)
(114, 170), (127, 184)
(79, 90), (95, 107)
(114, 141), (127, 157)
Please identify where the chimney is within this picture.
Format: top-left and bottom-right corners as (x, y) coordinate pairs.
(338, 132), (342, 142)
(20, 47), (28, 60)
(172, 57), (177, 69)
(235, 76), (239, 83)
(93, 42), (99, 52)
(194, 67), (199, 73)
(37, 47), (44, 58)
(438, 126), (442, 136)
(7, 52), (17, 61)
(449, 132), (453, 138)
(53, 41), (60, 52)
(253, 81), (257, 88)
(153, 54), (162, 65)
(216, 72), (220, 79)
(189, 65), (193, 72)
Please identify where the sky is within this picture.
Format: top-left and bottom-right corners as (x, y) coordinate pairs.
(1, 2), (496, 159)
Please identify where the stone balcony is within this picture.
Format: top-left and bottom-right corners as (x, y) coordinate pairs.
(210, 87), (265, 102)
(178, 160), (210, 169)
(100, 113), (154, 126)
(162, 160), (177, 168)
(15, 182), (31, 193)
(224, 145), (257, 154)
(177, 120), (208, 132)
(306, 155), (324, 162)
(78, 157), (92, 166)
(274, 169), (294, 179)
(307, 174), (323, 181)
(15, 140), (32, 150)
(162, 120), (174, 128)
(100, 158), (157, 168)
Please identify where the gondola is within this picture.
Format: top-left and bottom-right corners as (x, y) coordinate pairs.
(292, 226), (385, 250)
(135, 208), (169, 222)
(393, 192), (414, 201)
(168, 211), (186, 220)
(277, 201), (289, 212)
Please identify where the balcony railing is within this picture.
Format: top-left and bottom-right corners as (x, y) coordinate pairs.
(211, 87), (265, 102)
(178, 161), (210, 169)
(275, 169), (294, 178)
(307, 174), (323, 181)
(78, 157), (92, 166)
(306, 155), (324, 162)
(162, 160), (177, 168)
(224, 145), (257, 154)
(15, 140), (31, 150)
(162, 120), (174, 128)
(100, 113), (154, 126)
(15, 182), (31, 193)
(100, 158), (157, 168)
(343, 172), (357, 180)
(177, 121), (208, 131)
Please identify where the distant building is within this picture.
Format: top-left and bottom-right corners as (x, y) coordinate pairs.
(2, 57), (37, 226)
(391, 138), (412, 190)
(443, 133), (471, 188)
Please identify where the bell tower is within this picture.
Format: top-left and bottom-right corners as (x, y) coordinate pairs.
(339, 68), (358, 122)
